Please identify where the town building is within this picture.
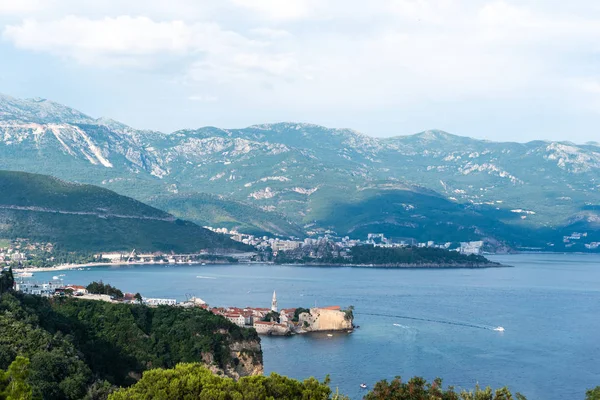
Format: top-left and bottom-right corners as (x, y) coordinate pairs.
(144, 298), (177, 306)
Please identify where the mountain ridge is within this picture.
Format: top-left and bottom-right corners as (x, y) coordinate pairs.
(1, 93), (598, 250)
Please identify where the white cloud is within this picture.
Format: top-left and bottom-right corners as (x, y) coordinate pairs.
(230, 0), (316, 20)
(2, 0), (600, 138)
(0, 0), (43, 15)
(188, 94), (218, 102)
(3, 16), (258, 66)
(250, 27), (292, 39)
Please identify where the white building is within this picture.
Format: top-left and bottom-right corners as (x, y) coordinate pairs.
(144, 298), (177, 306)
(224, 313), (246, 327)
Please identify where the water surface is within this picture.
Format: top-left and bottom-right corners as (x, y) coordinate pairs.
(34, 254), (600, 399)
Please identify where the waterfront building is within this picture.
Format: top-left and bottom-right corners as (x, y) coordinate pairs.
(144, 298), (177, 306)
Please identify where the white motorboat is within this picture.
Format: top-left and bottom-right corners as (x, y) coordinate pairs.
(360, 383), (367, 389)
(493, 326), (505, 332)
(52, 276), (59, 280)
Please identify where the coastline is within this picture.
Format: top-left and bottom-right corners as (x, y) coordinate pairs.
(276, 262), (510, 269)
(14, 261), (510, 273)
(12, 260), (207, 273)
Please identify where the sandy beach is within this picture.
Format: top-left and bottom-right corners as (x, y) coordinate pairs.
(14, 261), (158, 273)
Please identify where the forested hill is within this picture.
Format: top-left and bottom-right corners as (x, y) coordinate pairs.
(0, 290), (262, 399)
(0, 170), (248, 252)
(276, 245), (501, 267)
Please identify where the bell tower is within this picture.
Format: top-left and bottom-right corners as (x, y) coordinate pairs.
(271, 290), (278, 312)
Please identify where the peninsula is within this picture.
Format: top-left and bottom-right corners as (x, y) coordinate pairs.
(274, 244), (504, 268)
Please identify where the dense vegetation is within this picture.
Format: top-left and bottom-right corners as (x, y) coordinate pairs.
(275, 245), (497, 266)
(86, 281), (124, 299)
(0, 356), (33, 399)
(0, 170), (249, 253)
(364, 377), (600, 400)
(364, 377), (525, 400)
(108, 363), (344, 400)
(0, 290), (260, 399)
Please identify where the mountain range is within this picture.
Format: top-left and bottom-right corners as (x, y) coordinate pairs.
(1, 93), (599, 251)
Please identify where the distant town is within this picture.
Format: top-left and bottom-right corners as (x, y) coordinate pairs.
(12, 275), (353, 336)
(2, 227), (597, 269)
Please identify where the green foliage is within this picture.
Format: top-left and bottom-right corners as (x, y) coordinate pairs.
(109, 363), (334, 400)
(149, 193), (305, 238)
(86, 281), (124, 299)
(364, 376), (526, 400)
(276, 245), (495, 266)
(0, 269), (13, 295)
(0, 170), (249, 253)
(0, 356), (33, 400)
(344, 306), (354, 322)
(587, 387), (600, 400)
(262, 311), (280, 323)
(293, 307), (310, 322)
(0, 292), (261, 399)
(348, 245), (492, 266)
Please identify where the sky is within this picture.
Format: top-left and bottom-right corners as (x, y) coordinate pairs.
(1, 0), (600, 142)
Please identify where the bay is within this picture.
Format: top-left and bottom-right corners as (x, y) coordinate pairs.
(33, 254), (600, 399)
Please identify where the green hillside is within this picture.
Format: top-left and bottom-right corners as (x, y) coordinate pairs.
(148, 193), (305, 238)
(0, 171), (248, 252)
(0, 288), (261, 400)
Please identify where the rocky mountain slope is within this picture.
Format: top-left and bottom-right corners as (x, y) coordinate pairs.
(1, 93), (598, 250)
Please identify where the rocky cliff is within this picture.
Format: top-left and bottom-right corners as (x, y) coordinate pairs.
(202, 338), (264, 379)
(299, 307), (354, 332)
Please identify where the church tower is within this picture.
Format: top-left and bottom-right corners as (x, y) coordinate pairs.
(271, 290), (278, 312)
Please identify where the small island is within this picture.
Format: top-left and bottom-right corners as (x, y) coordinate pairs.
(274, 244), (504, 268)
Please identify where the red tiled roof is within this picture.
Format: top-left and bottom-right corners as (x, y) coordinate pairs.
(320, 306), (341, 310)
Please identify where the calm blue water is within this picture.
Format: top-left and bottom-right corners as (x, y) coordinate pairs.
(33, 254), (600, 400)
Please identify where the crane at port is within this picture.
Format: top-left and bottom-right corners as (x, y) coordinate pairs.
(126, 249), (136, 263)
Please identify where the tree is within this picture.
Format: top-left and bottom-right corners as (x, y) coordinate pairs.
(0, 268), (14, 295)
(133, 293), (143, 304)
(108, 363), (336, 400)
(587, 387), (600, 400)
(262, 311), (280, 323)
(0, 356), (33, 400)
(364, 377), (526, 400)
(344, 306), (354, 322)
(293, 308), (310, 322)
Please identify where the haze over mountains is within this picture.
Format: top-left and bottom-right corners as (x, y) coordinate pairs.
(1, 93), (599, 251)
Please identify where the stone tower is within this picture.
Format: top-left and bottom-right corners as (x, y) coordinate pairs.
(271, 290), (278, 312)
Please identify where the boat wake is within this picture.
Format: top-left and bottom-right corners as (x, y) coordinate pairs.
(358, 312), (504, 332)
(196, 276), (217, 280)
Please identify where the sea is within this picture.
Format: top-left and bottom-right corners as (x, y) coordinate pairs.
(32, 253), (600, 400)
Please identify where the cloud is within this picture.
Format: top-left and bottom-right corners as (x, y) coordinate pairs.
(0, 0), (43, 15)
(188, 94), (218, 102)
(2, 0), (600, 138)
(230, 0), (316, 20)
(3, 16), (258, 66)
(250, 27), (292, 39)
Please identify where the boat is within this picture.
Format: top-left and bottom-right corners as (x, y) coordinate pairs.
(52, 276), (59, 280)
(201, 262), (206, 266)
(493, 326), (505, 332)
(16, 272), (33, 278)
(360, 383), (367, 389)
(327, 334), (333, 337)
